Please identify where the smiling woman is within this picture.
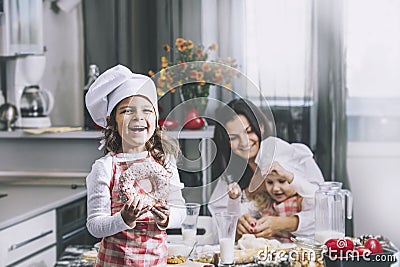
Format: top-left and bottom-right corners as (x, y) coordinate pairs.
(208, 98), (324, 244)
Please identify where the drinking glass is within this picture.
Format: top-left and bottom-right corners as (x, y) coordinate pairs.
(181, 203), (201, 242)
(215, 212), (239, 266)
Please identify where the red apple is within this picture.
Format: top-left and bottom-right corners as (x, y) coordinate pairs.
(158, 118), (179, 130)
(354, 246), (372, 256)
(183, 109), (204, 129)
(183, 117), (205, 129)
(183, 108), (199, 123)
(364, 238), (383, 254)
(325, 238), (354, 253)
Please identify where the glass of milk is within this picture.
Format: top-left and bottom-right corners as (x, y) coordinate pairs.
(181, 203), (201, 243)
(215, 212), (239, 266)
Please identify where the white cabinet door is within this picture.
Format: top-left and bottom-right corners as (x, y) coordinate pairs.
(12, 245), (56, 267)
(0, 210), (56, 266)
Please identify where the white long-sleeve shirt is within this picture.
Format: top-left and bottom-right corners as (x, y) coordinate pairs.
(208, 137), (324, 242)
(86, 151), (186, 238)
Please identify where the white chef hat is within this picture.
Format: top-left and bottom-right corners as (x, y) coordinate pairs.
(85, 64), (158, 128)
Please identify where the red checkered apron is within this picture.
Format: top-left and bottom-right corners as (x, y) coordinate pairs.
(262, 195), (301, 243)
(95, 155), (168, 267)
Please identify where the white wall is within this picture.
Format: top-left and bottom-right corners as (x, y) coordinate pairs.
(347, 142), (400, 247)
(41, 1), (84, 126)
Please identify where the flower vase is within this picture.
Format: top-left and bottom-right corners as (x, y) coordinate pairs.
(179, 83), (210, 117)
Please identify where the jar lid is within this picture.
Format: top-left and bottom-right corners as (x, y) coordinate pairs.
(291, 237), (326, 253)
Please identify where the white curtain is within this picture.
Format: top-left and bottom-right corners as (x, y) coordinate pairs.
(200, 0), (246, 113)
(201, 0), (314, 102)
(242, 0), (314, 103)
(201, 0), (316, 148)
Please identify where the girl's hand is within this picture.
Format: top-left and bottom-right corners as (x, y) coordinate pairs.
(253, 215), (299, 238)
(228, 182), (242, 199)
(121, 195), (150, 227)
(236, 213), (257, 235)
(151, 201), (170, 228)
(268, 161), (294, 183)
(253, 215), (279, 238)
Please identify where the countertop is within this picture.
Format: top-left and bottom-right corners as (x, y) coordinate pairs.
(0, 183), (86, 230)
(0, 127), (215, 139)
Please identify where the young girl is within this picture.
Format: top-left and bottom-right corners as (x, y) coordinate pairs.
(85, 64), (186, 266)
(228, 161), (305, 243)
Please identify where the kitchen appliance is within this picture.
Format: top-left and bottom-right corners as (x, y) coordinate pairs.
(314, 182), (353, 243)
(4, 54), (51, 128)
(20, 84), (54, 128)
(1, 0), (47, 128)
(56, 197), (100, 258)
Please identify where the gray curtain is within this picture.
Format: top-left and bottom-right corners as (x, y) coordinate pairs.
(314, 0), (349, 188)
(82, 0), (203, 118)
(82, 0), (132, 71)
(313, 0), (352, 235)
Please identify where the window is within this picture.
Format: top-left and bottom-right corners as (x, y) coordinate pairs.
(346, 0), (400, 142)
(243, 0), (312, 100)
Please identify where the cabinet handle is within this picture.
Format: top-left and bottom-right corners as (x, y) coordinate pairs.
(8, 230), (53, 251)
(62, 226), (86, 240)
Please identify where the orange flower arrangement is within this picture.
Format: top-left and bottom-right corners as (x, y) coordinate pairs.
(148, 38), (239, 98)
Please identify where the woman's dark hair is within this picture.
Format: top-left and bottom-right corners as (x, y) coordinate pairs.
(102, 107), (180, 166)
(212, 98), (273, 189)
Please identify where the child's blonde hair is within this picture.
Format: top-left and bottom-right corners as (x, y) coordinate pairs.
(102, 107), (180, 166)
(249, 190), (303, 212)
(248, 191), (274, 211)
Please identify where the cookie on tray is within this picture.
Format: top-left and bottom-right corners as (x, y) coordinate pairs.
(167, 255), (186, 264)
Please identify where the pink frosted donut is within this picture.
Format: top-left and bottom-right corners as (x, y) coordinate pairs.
(118, 159), (170, 207)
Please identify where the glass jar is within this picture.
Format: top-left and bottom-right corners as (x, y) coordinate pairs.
(314, 182), (353, 243)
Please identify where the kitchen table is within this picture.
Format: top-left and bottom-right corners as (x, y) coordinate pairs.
(55, 245), (210, 267)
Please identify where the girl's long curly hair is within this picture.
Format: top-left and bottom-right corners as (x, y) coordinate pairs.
(101, 107), (180, 166)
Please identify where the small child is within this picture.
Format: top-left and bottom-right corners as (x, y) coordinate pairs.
(228, 161), (303, 243)
(85, 65), (186, 266)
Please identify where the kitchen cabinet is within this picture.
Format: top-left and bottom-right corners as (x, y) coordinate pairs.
(12, 246), (56, 267)
(0, 184), (87, 266)
(0, 0), (44, 56)
(0, 210), (56, 267)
